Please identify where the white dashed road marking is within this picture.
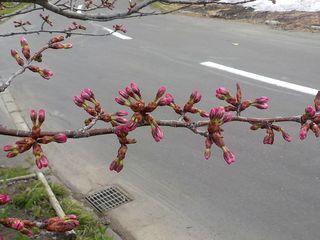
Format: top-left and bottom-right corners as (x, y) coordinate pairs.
(201, 61), (318, 95)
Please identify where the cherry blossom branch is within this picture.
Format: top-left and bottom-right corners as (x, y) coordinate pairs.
(0, 29), (116, 37)
(0, 0), (259, 21)
(0, 36), (73, 92)
(0, 115), (304, 139)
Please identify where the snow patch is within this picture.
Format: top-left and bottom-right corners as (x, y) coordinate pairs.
(221, 0), (320, 12)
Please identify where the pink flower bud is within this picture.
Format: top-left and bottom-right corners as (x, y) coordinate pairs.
(73, 95), (85, 107)
(3, 145), (14, 151)
(81, 91), (92, 101)
(53, 133), (67, 143)
(310, 122), (320, 138)
(115, 163), (124, 173)
(130, 82), (141, 96)
(152, 126), (164, 142)
(253, 103), (268, 110)
(254, 96), (269, 104)
(209, 107), (225, 120)
(50, 43), (73, 49)
(263, 129), (274, 144)
(115, 117), (128, 124)
(115, 110), (128, 116)
(281, 130), (292, 142)
(36, 155), (49, 169)
(158, 93), (174, 106)
(67, 214), (77, 220)
(27, 65), (40, 73)
(115, 97), (126, 105)
(30, 109), (37, 125)
(200, 111), (209, 118)
(305, 105), (316, 117)
(20, 36), (28, 47)
(215, 87), (230, 100)
(49, 35), (64, 44)
(119, 89), (129, 99)
(11, 49), (24, 66)
(299, 123), (310, 140)
(83, 88), (94, 98)
(39, 69), (53, 80)
(7, 151), (18, 158)
(222, 147), (235, 165)
(0, 194), (11, 205)
(190, 91), (201, 103)
(12, 220), (24, 230)
(38, 109), (45, 125)
(156, 86), (166, 100)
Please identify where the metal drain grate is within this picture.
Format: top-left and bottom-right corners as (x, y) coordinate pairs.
(85, 186), (132, 213)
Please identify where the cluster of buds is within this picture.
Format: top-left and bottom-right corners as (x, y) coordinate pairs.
(13, 20), (31, 29)
(40, 13), (53, 27)
(299, 105), (320, 140)
(204, 106), (235, 164)
(10, 37), (31, 67)
(3, 109), (67, 169)
(0, 194), (10, 205)
(49, 35), (72, 49)
(66, 22), (86, 31)
(215, 84), (269, 114)
(115, 83), (173, 142)
(74, 88), (129, 127)
(113, 24), (127, 33)
(179, 91), (210, 121)
(42, 215), (79, 232)
(27, 65), (53, 80)
(250, 122), (292, 144)
(0, 218), (34, 237)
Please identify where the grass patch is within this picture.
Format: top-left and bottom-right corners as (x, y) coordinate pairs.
(0, 167), (113, 240)
(0, 166), (29, 180)
(0, 2), (30, 16)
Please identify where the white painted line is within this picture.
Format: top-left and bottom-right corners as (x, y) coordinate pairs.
(200, 61), (318, 96)
(76, 4), (82, 13)
(102, 27), (132, 40)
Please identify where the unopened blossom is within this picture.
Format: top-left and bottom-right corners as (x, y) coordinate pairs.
(310, 122), (320, 138)
(130, 82), (141, 97)
(73, 95), (85, 107)
(0, 194), (11, 205)
(254, 96), (269, 104)
(38, 109), (45, 125)
(190, 91), (202, 103)
(263, 128), (274, 144)
(50, 42), (73, 49)
(53, 133), (68, 143)
(215, 87), (230, 100)
(281, 130), (292, 142)
(222, 147), (235, 165)
(151, 125), (164, 142)
(155, 86), (166, 100)
(158, 93), (174, 106)
(299, 123), (310, 140)
(305, 105), (316, 118)
(11, 49), (24, 66)
(49, 35), (64, 44)
(20, 37), (30, 60)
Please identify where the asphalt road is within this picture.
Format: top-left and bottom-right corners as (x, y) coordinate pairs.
(1, 3), (320, 240)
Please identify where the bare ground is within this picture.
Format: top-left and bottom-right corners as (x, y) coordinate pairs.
(158, 3), (320, 32)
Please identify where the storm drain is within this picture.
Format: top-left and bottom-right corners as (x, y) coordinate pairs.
(85, 186), (132, 213)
